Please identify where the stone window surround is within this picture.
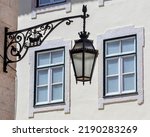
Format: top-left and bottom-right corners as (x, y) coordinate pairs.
(97, 26), (144, 109)
(31, 0), (104, 19)
(29, 39), (71, 118)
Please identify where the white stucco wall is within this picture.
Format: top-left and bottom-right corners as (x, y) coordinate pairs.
(16, 0), (150, 119)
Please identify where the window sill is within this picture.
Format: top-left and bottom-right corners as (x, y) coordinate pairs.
(35, 101), (65, 107)
(29, 104), (67, 118)
(98, 93), (143, 109)
(104, 92), (138, 99)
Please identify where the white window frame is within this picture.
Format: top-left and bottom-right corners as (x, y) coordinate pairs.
(35, 48), (65, 106)
(29, 39), (71, 118)
(104, 36), (137, 96)
(31, 0), (71, 19)
(97, 26), (144, 109)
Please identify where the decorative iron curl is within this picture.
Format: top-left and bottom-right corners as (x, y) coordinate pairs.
(6, 32), (25, 61)
(66, 19), (73, 25)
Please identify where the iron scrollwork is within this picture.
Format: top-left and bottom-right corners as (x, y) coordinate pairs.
(3, 5), (89, 72)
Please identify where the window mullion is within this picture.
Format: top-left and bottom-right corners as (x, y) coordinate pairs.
(119, 40), (122, 94)
(105, 58), (108, 95)
(35, 70), (38, 104)
(118, 57), (122, 94)
(62, 66), (64, 101)
(134, 55), (136, 91)
(49, 52), (52, 103)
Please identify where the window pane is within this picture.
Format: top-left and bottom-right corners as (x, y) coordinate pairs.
(107, 59), (118, 75)
(123, 56), (135, 73)
(39, 0), (50, 5)
(51, 50), (63, 64)
(107, 76), (118, 93)
(54, 0), (65, 2)
(37, 70), (48, 85)
(122, 37), (135, 53)
(38, 53), (50, 66)
(106, 41), (120, 55)
(37, 86), (48, 103)
(52, 67), (63, 83)
(52, 84), (63, 101)
(123, 74), (135, 91)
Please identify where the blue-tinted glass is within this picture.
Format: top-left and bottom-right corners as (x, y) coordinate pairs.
(39, 0), (66, 5)
(52, 67), (63, 83)
(38, 53), (50, 66)
(123, 56), (135, 73)
(107, 59), (118, 75)
(122, 38), (135, 53)
(37, 86), (48, 103)
(106, 41), (120, 55)
(52, 84), (63, 101)
(123, 74), (135, 91)
(54, 0), (66, 3)
(51, 50), (63, 64)
(37, 70), (48, 85)
(107, 76), (118, 93)
(39, 0), (50, 5)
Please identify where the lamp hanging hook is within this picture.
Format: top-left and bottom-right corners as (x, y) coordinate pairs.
(79, 5), (90, 39)
(82, 5), (87, 33)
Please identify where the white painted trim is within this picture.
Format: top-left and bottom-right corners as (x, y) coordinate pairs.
(97, 26), (145, 109)
(28, 39), (71, 118)
(31, 0), (71, 19)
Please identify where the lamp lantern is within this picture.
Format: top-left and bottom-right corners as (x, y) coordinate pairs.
(70, 5), (98, 84)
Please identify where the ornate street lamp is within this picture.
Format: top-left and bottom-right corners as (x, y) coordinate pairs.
(3, 5), (98, 85)
(70, 6), (98, 84)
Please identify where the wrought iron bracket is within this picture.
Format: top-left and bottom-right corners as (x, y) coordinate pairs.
(3, 5), (89, 73)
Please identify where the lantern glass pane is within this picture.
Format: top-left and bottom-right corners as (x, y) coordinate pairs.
(72, 53), (82, 77)
(84, 53), (95, 77)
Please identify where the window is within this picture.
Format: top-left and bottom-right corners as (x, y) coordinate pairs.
(97, 26), (144, 109)
(37, 0), (66, 7)
(29, 39), (71, 118)
(35, 48), (64, 105)
(104, 36), (137, 97)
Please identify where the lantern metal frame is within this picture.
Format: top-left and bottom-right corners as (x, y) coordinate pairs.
(3, 5), (89, 73)
(69, 6), (98, 84)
